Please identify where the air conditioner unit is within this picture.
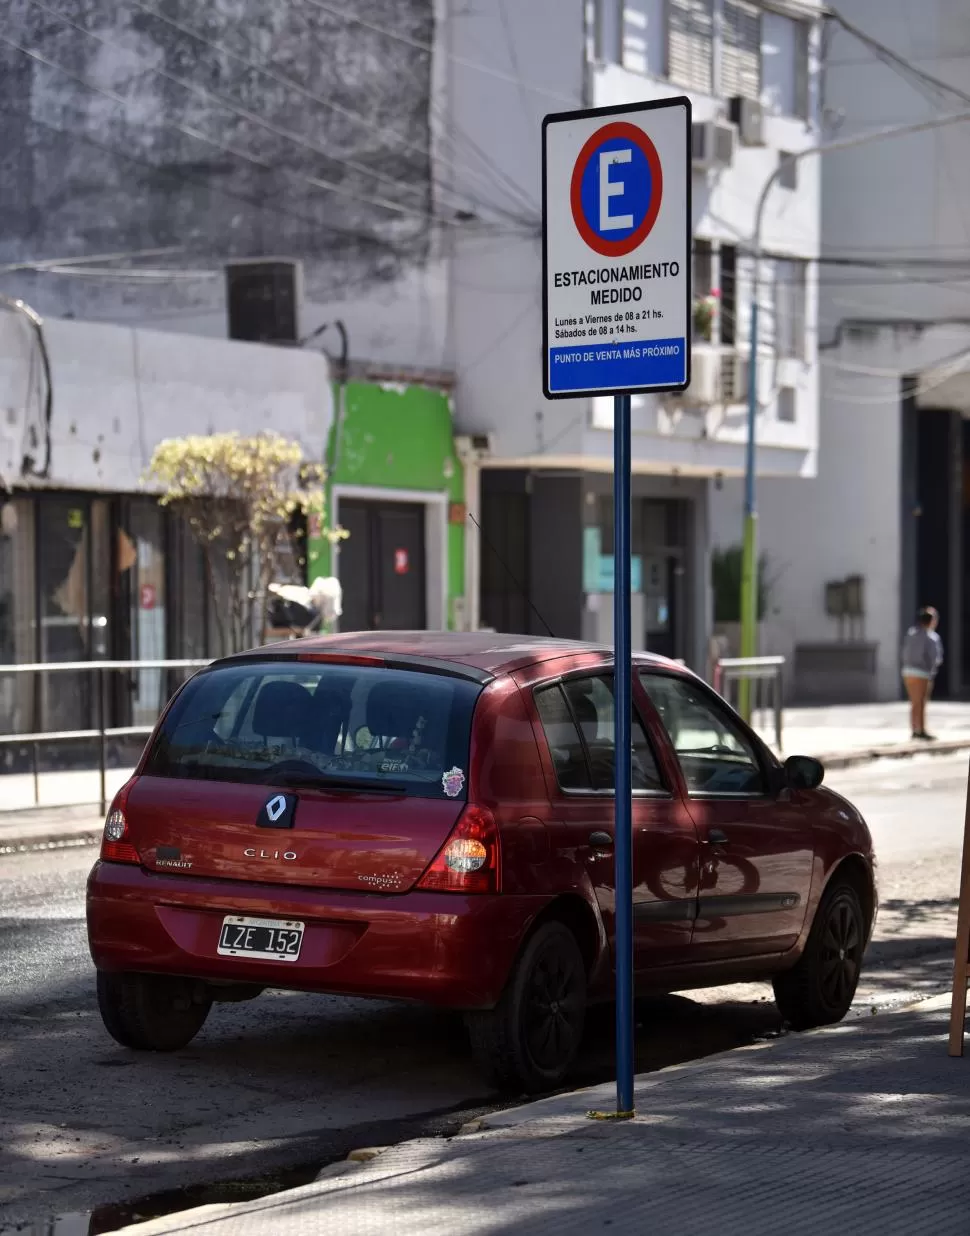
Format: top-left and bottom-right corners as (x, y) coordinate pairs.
(729, 96), (765, 146)
(691, 120), (737, 170)
(681, 348), (720, 405)
(721, 352), (749, 405)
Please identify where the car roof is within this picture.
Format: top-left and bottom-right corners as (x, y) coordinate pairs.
(232, 630), (687, 680)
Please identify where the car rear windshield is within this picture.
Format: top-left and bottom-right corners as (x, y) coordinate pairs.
(143, 660), (482, 800)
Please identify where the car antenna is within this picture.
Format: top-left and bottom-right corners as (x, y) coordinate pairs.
(467, 511), (557, 638)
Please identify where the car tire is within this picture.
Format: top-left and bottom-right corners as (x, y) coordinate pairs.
(465, 921), (587, 1094)
(96, 971), (212, 1051)
(772, 879), (865, 1030)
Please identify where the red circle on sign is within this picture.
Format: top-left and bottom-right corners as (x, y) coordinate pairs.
(569, 121), (664, 258)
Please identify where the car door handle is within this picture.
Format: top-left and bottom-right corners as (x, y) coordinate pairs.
(589, 831), (614, 850)
(705, 829), (729, 846)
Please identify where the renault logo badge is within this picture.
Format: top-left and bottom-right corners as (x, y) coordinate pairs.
(256, 791), (297, 830)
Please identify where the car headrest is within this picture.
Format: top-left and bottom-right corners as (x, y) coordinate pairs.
(251, 680), (312, 740)
(570, 691), (599, 736)
(366, 680), (429, 741)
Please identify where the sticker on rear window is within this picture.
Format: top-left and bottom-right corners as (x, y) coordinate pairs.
(381, 759), (409, 773)
(442, 766), (465, 798)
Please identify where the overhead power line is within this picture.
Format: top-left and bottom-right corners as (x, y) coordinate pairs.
(825, 6), (970, 109)
(27, 0), (494, 228)
(0, 30), (523, 237)
(121, 0), (539, 229)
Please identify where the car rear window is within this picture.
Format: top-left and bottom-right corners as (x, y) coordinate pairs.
(143, 661), (481, 801)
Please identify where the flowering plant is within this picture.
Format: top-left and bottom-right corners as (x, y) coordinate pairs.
(693, 288), (721, 341)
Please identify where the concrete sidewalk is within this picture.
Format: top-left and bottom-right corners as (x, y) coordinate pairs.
(117, 993), (968, 1235)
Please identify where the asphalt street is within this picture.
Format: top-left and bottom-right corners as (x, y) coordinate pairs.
(0, 751), (965, 1232)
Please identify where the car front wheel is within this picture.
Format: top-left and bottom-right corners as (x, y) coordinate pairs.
(97, 971), (212, 1051)
(465, 921), (587, 1094)
(773, 879), (865, 1030)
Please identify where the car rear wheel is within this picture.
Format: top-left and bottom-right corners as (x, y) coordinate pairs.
(97, 971), (212, 1051)
(772, 880), (865, 1030)
(465, 921), (587, 1094)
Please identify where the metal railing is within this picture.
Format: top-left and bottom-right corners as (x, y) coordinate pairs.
(714, 655), (785, 750)
(0, 659), (211, 812)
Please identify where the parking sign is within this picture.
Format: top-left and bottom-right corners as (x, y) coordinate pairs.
(542, 97), (691, 399)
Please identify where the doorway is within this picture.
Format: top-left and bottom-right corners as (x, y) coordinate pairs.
(338, 499), (427, 631)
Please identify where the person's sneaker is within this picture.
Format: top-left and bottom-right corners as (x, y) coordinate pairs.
(917, 731), (937, 741)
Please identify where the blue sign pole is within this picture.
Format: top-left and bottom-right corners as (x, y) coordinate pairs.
(613, 391), (635, 1117)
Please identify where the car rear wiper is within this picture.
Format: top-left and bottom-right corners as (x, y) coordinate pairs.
(270, 771), (409, 795)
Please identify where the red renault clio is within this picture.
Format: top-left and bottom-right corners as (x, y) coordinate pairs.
(87, 632), (876, 1092)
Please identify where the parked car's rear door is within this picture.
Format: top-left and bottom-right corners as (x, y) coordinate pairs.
(638, 670), (814, 959)
(527, 669), (700, 970)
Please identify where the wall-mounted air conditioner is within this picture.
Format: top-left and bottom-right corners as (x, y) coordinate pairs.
(691, 120), (737, 171)
(729, 96), (765, 147)
(721, 352), (749, 405)
(681, 348), (720, 405)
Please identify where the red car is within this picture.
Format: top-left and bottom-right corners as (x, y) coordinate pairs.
(87, 633), (876, 1092)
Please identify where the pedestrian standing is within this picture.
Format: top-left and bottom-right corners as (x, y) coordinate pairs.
(901, 606), (944, 740)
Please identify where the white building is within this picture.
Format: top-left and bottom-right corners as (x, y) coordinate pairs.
(712, 0), (970, 702)
(441, 0), (825, 669)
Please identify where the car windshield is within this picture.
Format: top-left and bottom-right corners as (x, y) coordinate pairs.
(143, 660), (481, 801)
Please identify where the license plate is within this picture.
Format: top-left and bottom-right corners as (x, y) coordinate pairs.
(217, 915), (304, 962)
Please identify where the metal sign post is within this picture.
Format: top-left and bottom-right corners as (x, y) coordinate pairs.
(541, 96), (691, 1116)
(948, 758), (970, 1055)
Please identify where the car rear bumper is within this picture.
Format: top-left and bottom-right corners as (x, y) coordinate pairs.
(86, 861), (546, 1009)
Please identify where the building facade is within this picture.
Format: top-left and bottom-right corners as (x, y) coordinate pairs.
(0, 1), (824, 672)
(0, 313), (333, 741)
(711, 0), (970, 702)
(441, 0), (825, 670)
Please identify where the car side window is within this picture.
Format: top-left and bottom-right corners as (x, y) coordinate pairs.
(639, 672), (765, 796)
(534, 675), (664, 793)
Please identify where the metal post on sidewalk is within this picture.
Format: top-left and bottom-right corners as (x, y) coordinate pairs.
(96, 665), (107, 816)
(613, 392), (635, 1119)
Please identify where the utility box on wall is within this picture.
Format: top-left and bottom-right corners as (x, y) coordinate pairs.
(226, 260), (302, 344)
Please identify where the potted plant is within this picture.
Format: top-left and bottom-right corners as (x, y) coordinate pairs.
(692, 289), (720, 342)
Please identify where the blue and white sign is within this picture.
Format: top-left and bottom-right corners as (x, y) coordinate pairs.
(542, 98), (691, 399)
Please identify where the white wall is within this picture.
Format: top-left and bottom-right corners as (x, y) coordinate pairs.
(444, 0), (823, 479)
(716, 0), (970, 699)
(0, 313), (333, 493)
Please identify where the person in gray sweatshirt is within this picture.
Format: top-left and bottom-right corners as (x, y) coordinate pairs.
(901, 607), (944, 740)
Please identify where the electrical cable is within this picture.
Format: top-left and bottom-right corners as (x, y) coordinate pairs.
(28, 0), (503, 228)
(122, 0), (540, 230)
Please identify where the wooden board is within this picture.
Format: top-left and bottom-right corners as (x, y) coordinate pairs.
(947, 756), (970, 1054)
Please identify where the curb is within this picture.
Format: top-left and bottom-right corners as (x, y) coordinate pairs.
(811, 736), (970, 770)
(0, 827), (102, 856)
(3, 739), (969, 850)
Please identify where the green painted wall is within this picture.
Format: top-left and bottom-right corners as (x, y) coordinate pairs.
(307, 381), (465, 630)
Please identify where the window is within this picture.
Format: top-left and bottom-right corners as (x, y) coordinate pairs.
(774, 258), (807, 360)
(145, 662), (482, 800)
(761, 11), (810, 117)
(720, 0), (761, 101)
(534, 675), (664, 793)
(777, 387), (796, 423)
(640, 673), (765, 795)
(622, 1), (665, 76)
(667, 0), (714, 94)
(720, 243), (737, 347)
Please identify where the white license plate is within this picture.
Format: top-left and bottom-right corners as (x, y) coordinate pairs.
(217, 915), (304, 962)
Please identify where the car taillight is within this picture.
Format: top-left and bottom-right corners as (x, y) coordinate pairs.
(417, 804), (501, 894)
(100, 780), (140, 865)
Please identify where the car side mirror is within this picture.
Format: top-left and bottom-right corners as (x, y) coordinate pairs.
(784, 755), (824, 790)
